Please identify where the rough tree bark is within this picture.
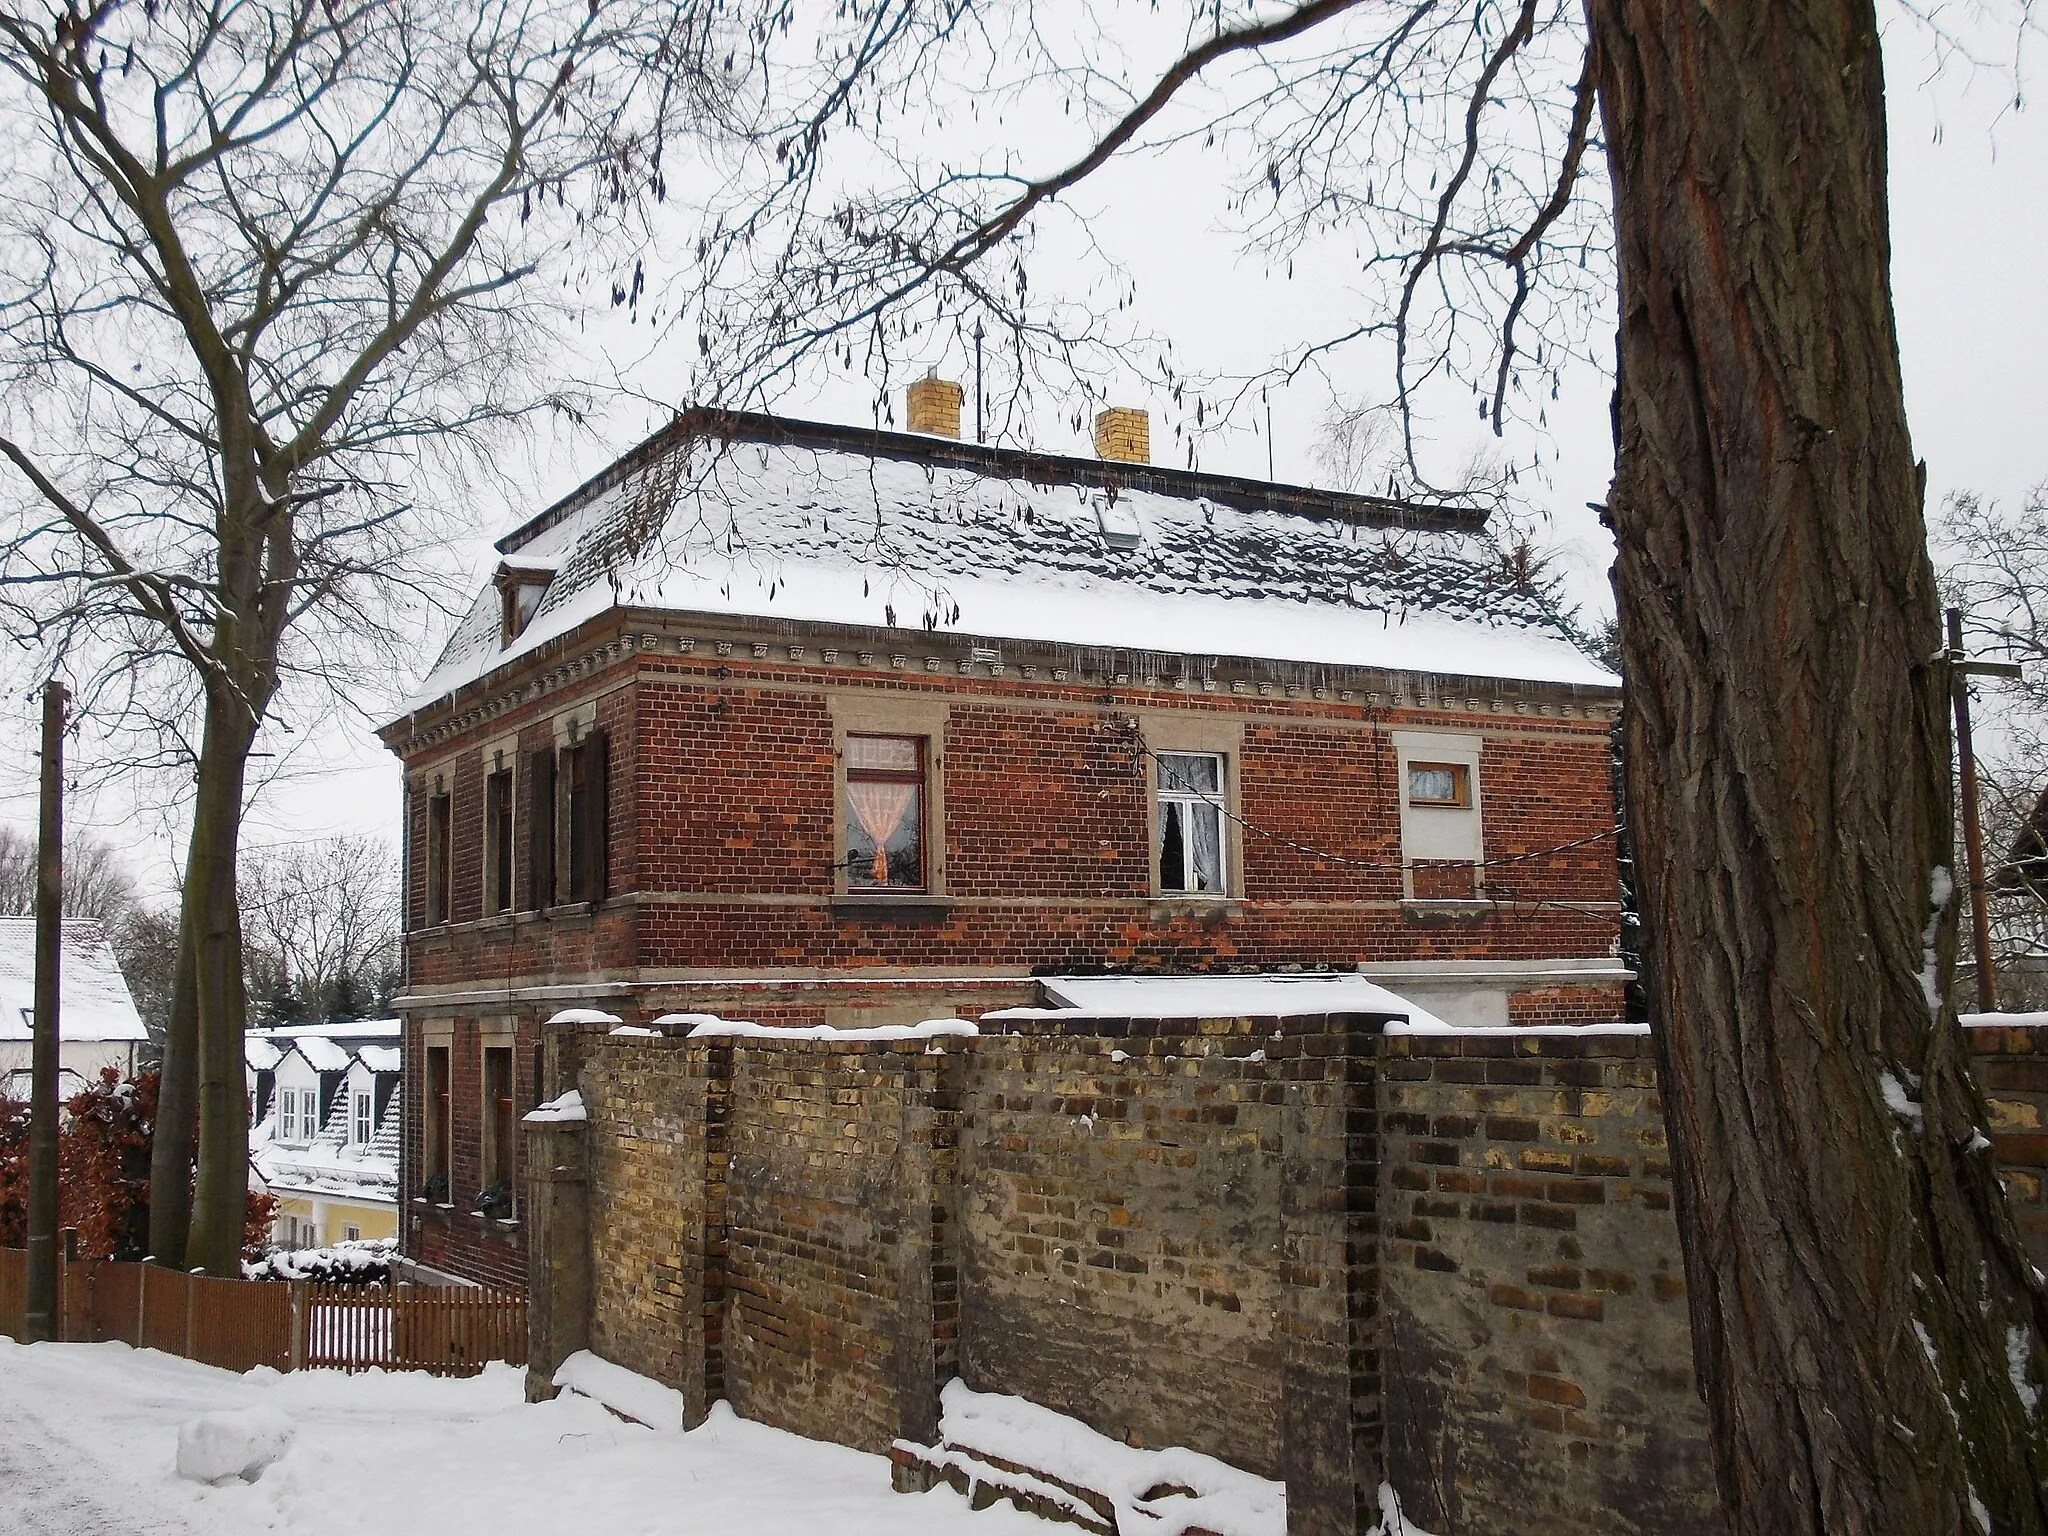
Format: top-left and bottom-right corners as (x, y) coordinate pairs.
(182, 692), (261, 1278)
(1590, 1), (2048, 1530)
(143, 926), (197, 1269)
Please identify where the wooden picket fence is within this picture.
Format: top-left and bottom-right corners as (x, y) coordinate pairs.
(0, 1244), (524, 1376)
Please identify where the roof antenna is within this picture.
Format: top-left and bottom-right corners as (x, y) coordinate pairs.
(1264, 387), (1274, 482)
(973, 320), (986, 444)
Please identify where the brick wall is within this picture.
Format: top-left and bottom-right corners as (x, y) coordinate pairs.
(555, 1014), (1382, 1528)
(578, 1036), (723, 1406)
(1378, 1032), (1717, 1536)
(402, 1015), (543, 1291)
(722, 1037), (957, 1453)
(1968, 1020), (2048, 1269)
(955, 1013), (1375, 1493)
(401, 647), (1627, 990)
(524, 1010), (2048, 1533)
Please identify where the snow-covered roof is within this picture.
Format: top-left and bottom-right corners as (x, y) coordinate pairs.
(289, 1037), (352, 1072)
(405, 411), (1613, 711)
(355, 1045), (400, 1074)
(251, 1064), (400, 1206)
(988, 973), (1452, 1031)
(0, 917), (148, 1044)
(245, 1038), (284, 1071)
(251, 1019), (400, 1041)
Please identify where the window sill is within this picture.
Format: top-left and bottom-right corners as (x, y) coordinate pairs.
(1400, 897), (1494, 920)
(829, 892), (955, 925)
(1148, 895), (1240, 920)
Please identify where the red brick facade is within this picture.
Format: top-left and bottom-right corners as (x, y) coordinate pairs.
(385, 612), (1624, 1285)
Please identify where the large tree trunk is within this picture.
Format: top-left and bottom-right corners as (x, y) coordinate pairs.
(183, 691), (257, 1277)
(143, 920), (198, 1268)
(1589, 2), (2048, 1530)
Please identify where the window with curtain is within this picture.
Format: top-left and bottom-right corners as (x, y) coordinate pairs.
(1407, 761), (1472, 808)
(1157, 751), (1227, 894)
(845, 734), (926, 889)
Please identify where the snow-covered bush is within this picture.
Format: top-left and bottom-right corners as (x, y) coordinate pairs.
(244, 1236), (395, 1284)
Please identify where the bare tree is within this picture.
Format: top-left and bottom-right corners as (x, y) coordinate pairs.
(0, 823), (135, 921)
(239, 836), (399, 1023)
(0, 1), (736, 1274)
(667, 0), (2048, 1528)
(1941, 483), (2048, 1006)
(0, 822), (175, 1041)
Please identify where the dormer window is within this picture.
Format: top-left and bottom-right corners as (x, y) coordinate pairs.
(496, 561), (553, 644)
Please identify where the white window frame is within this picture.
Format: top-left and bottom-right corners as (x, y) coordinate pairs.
(279, 1091), (299, 1143)
(1155, 750), (1229, 896)
(1391, 730), (1486, 901)
(353, 1091), (373, 1146)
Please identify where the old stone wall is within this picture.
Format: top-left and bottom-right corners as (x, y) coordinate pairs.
(955, 1011), (1378, 1517)
(1969, 1018), (2048, 1271)
(577, 1034), (725, 1418)
(1378, 1031), (1716, 1536)
(721, 1037), (957, 1454)
(529, 1013), (2048, 1534)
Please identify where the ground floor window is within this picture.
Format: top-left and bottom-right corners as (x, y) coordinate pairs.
(1156, 751), (1226, 894)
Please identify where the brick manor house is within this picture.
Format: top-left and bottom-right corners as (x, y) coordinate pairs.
(379, 380), (1625, 1287)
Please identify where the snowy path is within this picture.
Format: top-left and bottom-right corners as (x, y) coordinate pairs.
(0, 1340), (1041, 1536)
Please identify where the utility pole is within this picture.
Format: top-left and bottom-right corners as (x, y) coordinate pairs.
(23, 678), (67, 1343)
(1947, 608), (2023, 1014)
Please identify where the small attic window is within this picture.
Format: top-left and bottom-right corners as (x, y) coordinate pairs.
(1090, 489), (1145, 551)
(496, 563), (553, 644)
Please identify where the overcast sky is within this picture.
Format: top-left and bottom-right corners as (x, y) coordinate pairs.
(3, 11), (2043, 902)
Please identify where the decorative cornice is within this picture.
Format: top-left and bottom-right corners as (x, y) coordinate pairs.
(384, 610), (1621, 761)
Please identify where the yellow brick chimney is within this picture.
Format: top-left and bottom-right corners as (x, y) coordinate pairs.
(906, 375), (964, 439)
(1094, 406), (1150, 465)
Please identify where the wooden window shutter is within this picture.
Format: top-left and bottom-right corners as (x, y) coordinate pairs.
(526, 748), (555, 909)
(578, 728), (610, 903)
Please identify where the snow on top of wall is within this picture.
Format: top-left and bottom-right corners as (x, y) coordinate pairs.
(406, 419), (1614, 711)
(925, 1379), (1284, 1536)
(667, 1015), (980, 1043)
(0, 917), (148, 1044)
(524, 1089), (587, 1124)
(1384, 1018), (1648, 1038)
(546, 1007), (624, 1026)
(1963, 1012), (2048, 1029)
(995, 973), (1451, 1030)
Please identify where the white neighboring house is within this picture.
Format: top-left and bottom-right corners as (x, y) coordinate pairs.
(246, 1020), (401, 1249)
(0, 916), (149, 1101)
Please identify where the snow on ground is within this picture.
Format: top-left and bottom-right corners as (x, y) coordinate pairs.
(0, 1339), (1046, 1536)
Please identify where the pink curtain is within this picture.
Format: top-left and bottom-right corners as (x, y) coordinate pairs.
(847, 781), (916, 883)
